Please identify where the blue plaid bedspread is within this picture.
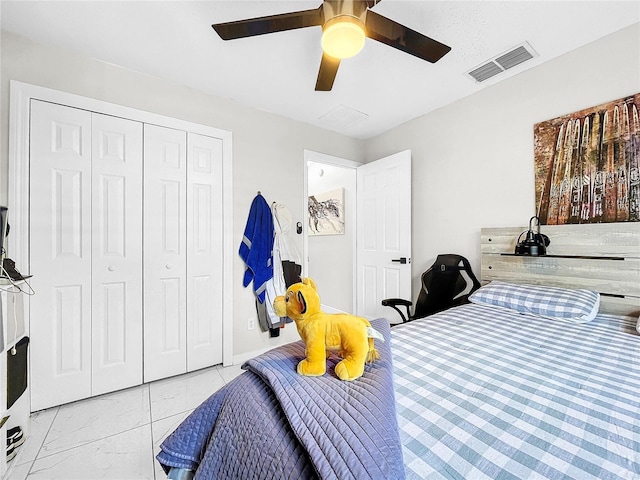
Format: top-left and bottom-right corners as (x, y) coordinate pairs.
(157, 318), (404, 480)
(391, 303), (640, 480)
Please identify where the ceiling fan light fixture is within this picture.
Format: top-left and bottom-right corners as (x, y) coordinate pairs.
(321, 15), (365, 59)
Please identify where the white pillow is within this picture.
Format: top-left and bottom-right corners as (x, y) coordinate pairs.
(469, 281), (600, 323)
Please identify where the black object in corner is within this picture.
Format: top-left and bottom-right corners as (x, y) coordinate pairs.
(7, 336), (29, 409)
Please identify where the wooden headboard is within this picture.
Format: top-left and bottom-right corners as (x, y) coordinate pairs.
(481, 223), (640, 317)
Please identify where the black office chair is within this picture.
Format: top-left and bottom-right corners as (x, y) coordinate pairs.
(382, 254), (481, 325)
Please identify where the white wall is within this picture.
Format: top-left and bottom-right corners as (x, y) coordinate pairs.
(364, 23), (640, 303)
(307, 161), (356, 313)
(0, 31), (365, 360)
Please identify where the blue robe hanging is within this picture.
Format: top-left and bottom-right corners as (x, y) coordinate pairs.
(239, 194), (274, 303)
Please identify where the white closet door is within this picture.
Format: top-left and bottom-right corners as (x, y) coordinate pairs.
(186, 133), (224, 371)
(30, 100), (92, 410)
(143, 125), (187, 382)
(91, 113), (143, 395)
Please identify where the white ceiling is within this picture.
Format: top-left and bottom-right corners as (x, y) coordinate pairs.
(2, 1), (638, 139)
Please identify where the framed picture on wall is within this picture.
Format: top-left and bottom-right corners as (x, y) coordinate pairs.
(534, 93), (640, 225)
(308, 188), (345, 236)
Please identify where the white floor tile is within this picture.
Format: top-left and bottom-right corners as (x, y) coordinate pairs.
(151, 412), (192, 480)
(11, 407), (59, 467)
(4, 460), (32, 480)
(149, 366), (224, 422)
(9, 367), (234, 480)
(38, 384), (151, 458)
(217, 363), (245, 384)
(26, 424), (154, 480)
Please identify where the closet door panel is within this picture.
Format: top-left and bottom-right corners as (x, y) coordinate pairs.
(91, 113), (143, 395)
(144, 125), (187, 382)
(30, 100), (92, 410)
(187, 133), (224, 371)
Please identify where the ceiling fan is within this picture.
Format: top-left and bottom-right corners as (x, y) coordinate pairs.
(212, 0), (451, 91)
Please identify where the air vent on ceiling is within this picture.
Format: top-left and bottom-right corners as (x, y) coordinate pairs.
(318, 104), (369, 129)
(467, 42), (537, 83)
(468, 62), (503, 83)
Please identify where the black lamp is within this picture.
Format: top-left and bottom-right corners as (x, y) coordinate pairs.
(514, 216), (550, 256)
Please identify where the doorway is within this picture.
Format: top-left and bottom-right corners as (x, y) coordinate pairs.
(303, 149), (412, 318)
(303, 150), (360, 314)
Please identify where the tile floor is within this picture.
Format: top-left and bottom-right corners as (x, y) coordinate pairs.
(4, 363), (245, 480)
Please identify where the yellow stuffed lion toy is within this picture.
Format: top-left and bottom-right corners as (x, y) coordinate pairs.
(273, 277), (383, 381)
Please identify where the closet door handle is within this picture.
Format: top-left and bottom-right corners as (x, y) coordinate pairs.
(165, 264), (173, 270)
(108, 266), (116, 272)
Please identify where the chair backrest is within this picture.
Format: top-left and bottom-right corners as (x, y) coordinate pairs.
(412, 254), (481, 320)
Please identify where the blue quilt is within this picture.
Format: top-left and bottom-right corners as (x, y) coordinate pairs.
(157, 318), (404, 480)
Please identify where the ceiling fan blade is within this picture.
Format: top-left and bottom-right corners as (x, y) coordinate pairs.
(213, 6), (323, 40)
(315, 53), (341, 91)
(365, 10), (451, 63)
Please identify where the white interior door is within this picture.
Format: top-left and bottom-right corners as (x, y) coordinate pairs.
(143, 125), (187, 382)
(186, 132), (223, 371)
(91, 113), (143, 395)
(356, 150), (412, 319)
(30, 100), (93, 410)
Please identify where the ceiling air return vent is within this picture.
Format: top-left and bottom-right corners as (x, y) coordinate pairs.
(318, 104), (369, 129)
(467, 42), (537, 83)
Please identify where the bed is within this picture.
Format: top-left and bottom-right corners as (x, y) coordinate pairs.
(393, 302), (639, 479)
(158, 223), (640, 480)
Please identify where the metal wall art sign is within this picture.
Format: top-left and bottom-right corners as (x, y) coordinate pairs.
(534, 94), (640, 225)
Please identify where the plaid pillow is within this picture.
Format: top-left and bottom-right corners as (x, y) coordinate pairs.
(469, 281), (600, 323)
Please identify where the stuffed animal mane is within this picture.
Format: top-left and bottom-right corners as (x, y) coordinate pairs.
(273, 277), (383, 381)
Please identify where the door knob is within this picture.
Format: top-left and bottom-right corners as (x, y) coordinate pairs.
(108, 266), (116, 271)
(165, 264), (173, 269)
(391, 257), (408, 264)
